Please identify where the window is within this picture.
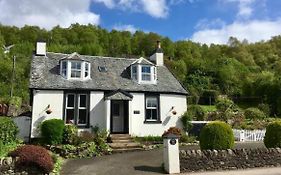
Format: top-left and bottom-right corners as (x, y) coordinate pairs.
(132, 65), (137, 80)
(61, 61), (67, 77)
(98, 66), (107, 72)
(71, 62), (82, 78)
(64, 93), (89, 127)
(85, 62), (90, 78)
(145, 96), (160, 122)
(142, 66), (151, 81)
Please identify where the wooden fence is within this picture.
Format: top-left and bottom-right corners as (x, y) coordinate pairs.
(233, 129), (266, 142)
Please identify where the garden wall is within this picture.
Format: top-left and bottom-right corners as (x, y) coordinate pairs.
(180, 148), (281, 173)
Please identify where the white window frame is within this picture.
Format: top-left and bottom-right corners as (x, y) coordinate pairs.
(70, 61), (82, 78)
(65, 93), (76, 124)
(61, 61), (91, 80)
(131, 65), (138, 80)
(77, 94), (88, 126)
(145, 96), (159, 121)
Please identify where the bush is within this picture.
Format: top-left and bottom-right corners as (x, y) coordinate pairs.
(79, 131), (95, 143)
(216, 97), (235, 112)
(180, 133), (196, 143)
(187, 105), (205, 121)
(0, 117), (19, 144)
(9, 145), (54, 174)
(264, 121), (281, 148)
(63, 124), (78, 144)
(199, 121), (234, 150)
(41, 119), (65, 144)
(181, 112), (193, 132)
(244, 107), (266, 120)
(258, 103), (271, 116)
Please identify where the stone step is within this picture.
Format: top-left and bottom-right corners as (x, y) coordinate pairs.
(109, 142), (142, 149)
(112, 147), (143, 153)
(111, 139), (134, 143)
(110, 134), (132, 141)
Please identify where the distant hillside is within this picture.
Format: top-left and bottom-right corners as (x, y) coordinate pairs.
(1, 24), (281, 115)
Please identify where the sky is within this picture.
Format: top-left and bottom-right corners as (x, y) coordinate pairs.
(0, 0), (281, 44)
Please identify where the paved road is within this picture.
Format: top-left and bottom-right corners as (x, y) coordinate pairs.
(61, 142), (266, 175)
(183, 167), (281, 175)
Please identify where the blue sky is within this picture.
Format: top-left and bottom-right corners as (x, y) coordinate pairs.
(0, 0), (281, 44)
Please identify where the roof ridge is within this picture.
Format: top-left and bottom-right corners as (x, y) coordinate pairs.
(46, 51), (138, 60)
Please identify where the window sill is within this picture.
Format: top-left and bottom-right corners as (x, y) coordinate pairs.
(143, 120), (162, 124)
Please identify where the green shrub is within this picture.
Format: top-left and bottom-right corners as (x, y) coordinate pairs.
(215, 97), (235, 112)
(63, 124), (78, 144)
(258, 103), (271, 116)
(264, 121), (281, 148)
(199, 121), (234, 150)
(0, 117), (19, 144)
(187, 105), (205, 121)
(41, 119), (65, 145)
(134, 136), (163, 143)
(245, 107), (266, 120)
(181, 112), (193, 132)
(180, 133), (196, 143)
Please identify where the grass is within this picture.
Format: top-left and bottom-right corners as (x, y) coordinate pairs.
(199, 105), (217, 113)
(0, 141), (21, 158)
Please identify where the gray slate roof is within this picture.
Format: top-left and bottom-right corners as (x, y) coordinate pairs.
(29, 52), (188, 95)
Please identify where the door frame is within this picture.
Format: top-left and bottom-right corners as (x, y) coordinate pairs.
(110, 100), (129, 134)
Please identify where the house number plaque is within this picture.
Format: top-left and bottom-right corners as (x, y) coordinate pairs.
(134, 110), (140, 114)
(170, 138), (177, 145)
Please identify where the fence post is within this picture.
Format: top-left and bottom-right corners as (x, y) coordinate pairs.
(163, 134), (180, 174)
(240, 130), (245, 142)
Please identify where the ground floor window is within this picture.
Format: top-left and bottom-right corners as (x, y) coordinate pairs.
(145, 94), (160, 122)
(64, 92), (89, 127)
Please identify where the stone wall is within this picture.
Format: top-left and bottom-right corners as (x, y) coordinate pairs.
(180, 148), (281, 173)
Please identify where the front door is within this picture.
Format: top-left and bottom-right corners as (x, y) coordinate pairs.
(111, 101), (124, 133)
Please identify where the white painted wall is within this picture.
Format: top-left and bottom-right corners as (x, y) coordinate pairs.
(31, 90), (64, 137)
(89, 91), (106, 129)
(129, 93), (187, 136)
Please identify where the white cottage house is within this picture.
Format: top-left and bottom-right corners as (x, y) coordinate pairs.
(29, 41), (188, 138)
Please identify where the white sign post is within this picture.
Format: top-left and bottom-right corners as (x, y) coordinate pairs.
(163, 134), (180, 174)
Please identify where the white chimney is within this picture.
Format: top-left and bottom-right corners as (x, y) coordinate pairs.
(149, 40), (164, 66)
(36, 42), (46, 56)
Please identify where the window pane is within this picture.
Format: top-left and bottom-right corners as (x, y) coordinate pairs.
(142, 74), (151, 81)
(146, 109), (152, 120)
(152, 109), (157, 120)
(71, 62), (81, 69)
(62, 61), (67, 69)
(67, 94), (75, 107)
(146, 97), (157, 108)
(78, 109), (87, 125)
(85, 63), (89, 71)
(66, 109), (75, 124)
(79, 95), (86, 107)
(132, 66), (137, 73)
(142, 66), (151, 73)
(71, 70), (81, 78)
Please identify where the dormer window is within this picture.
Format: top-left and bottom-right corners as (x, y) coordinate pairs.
(60, 52), (91, 80)
(71, 61), (82, 78)
(130, 57), (157, 84)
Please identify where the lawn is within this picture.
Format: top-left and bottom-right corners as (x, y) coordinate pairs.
(199, 105), (217, 113)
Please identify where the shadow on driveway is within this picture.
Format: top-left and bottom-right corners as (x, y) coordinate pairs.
(61, 142), (265, 175)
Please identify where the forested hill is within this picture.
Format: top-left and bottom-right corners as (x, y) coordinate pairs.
(1, 24), (281, 115)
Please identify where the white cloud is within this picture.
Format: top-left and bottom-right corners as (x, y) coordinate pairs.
(191, 19), (281, 45)
(195, 18), (226, 30)
(113, 24), (138, 33)
(0, 0), (100, 29)
(220, 0), (256, 18)
(92, 0), (169, 18)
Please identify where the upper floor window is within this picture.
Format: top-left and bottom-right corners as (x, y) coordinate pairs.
(60, 60), (91, 80)
(141, 66), (151, 81)
(131, 64), (157, 84)
(71, 62), (82, 78)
